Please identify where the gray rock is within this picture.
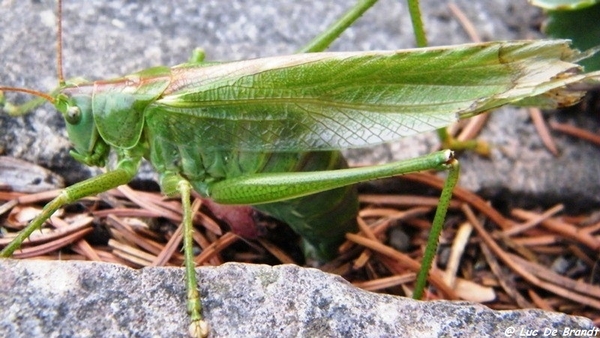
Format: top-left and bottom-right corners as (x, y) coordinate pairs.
(1, 260), (596, 338)
(1, 0), (599, 208)
(0, 156), (64, 193)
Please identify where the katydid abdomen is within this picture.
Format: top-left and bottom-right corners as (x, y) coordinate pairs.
(250, 151), (358, 260)
(224, 151), (358, 261)
(148, 125), (358, 259)
(151, 73), (360, 258)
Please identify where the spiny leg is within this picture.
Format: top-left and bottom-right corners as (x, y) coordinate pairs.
(205, 150), (459, 298)
(413, 158), (460, 300)
(404, 0), (480, 291)
(406, 0), (488, 154)
(207, 150), (454, 205)
(174, 177), (209, 338)
(407, 0), (427, 48)
(298, 0), (379, 53)
(0, 159), (138, 257)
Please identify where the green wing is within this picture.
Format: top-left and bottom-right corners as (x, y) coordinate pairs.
(150, 40), (592, 152)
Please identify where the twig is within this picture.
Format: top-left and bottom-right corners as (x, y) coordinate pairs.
(109, 239), (157, 267)
(9, 228), (93, 258)
(346, 233), (458, 300)
(257, 238), (297, 264)
(529, 107), (559, 155)
(512, 209), (600, 251)
(403, 173), (514, 229)
(150, 222), (183, 267)
(353, 273), (415, 291)
(443, 219), (473, 288)
(505, 204), (564, 236)
(465, 204), (600, 310)
(194, 232), (240, 265)
(480, 242), (533, 308)
(551, 121), (600, 147)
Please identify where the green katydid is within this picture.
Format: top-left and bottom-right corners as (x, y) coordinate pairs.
(1, 0), (599, 337)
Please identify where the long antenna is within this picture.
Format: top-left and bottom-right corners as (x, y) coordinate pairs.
(0, 87), (55, 103)
(57, 0), (65, 85)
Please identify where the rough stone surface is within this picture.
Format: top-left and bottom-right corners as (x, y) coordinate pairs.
(0, 260), (596, 338)
(0, 156), (64, 193)
(1, 0), (599, 208)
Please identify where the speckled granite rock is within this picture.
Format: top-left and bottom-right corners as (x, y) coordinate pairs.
(0, 260), (595, 338)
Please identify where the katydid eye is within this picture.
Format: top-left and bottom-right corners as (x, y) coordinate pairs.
(65, 106), (81, 125)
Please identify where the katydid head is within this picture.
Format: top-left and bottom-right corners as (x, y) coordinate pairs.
(55, 82), (109, 168)
(0, 82), (109, 168)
